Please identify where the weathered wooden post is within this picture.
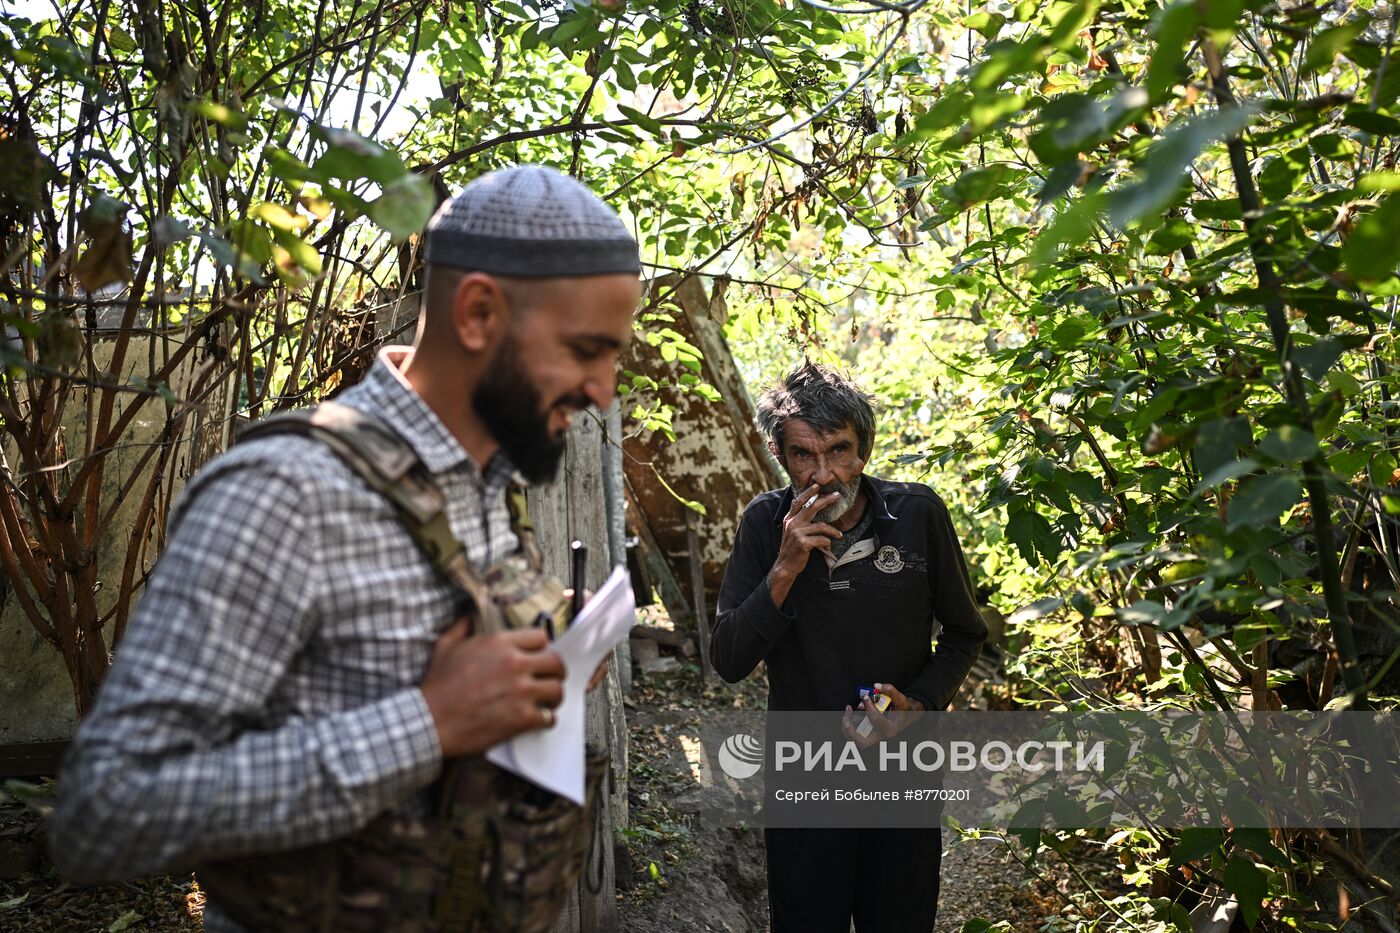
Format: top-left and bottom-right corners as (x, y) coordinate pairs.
(530, 410), (629, 933)
(601, 400), (631, 695)
(686, 509), (714, 683)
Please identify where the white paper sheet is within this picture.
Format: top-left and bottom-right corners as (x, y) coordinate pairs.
(486, 564), (636, 803)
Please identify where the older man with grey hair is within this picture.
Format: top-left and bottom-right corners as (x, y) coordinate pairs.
(711, 360), (988, 933)
(51, 165), (642, 931)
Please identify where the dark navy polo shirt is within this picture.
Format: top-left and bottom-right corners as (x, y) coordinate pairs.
(711, 475), (989, 712)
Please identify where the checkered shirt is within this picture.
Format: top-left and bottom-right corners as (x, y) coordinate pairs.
(49, 347), (520, 932)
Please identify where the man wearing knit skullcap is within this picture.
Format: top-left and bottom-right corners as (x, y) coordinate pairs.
(51, 166), (642, 932)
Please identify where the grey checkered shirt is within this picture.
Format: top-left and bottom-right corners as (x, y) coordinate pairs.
(49, 348), (521, 931)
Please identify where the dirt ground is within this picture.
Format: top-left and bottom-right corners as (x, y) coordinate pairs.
(614, 662), (1127, 933)
(0, 790), (203, 931)
(0, 661), (1115, 933)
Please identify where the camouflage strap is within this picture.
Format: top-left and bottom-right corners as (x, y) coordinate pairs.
(506, 484), (547, 572)
(238, 402), (536, 634)
(216, 403), (601, 933)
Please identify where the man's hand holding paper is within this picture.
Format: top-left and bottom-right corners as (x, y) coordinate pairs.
(486, 565), (637, 803)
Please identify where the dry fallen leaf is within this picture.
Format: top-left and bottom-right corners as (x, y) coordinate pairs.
(74, 222), (133, 293)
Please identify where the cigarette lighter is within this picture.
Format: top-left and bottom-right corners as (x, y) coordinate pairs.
(855, 688), (892, 739)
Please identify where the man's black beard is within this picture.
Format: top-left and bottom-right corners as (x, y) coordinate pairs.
(472, 334), (583, 485)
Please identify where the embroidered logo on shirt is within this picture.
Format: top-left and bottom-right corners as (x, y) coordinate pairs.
(874, 545), (905, 574)
(828, 579), (852, 591)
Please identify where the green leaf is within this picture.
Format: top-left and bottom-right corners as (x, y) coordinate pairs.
(1259, 425), (1318, 464)
(1329, 449), (1370, 478)
(1037, 159), (1086, 207)
(617, 104), (663, 137)
(1195, 417), (1251, 475)
(1009, 798), (1044, 857)
(1147, 1), (1199, 102)
(1118, 599), (1187, 629)
(1227, 473), (1303, 530)
(1328, 369), (1363, 398)
(1342, 195), (1400, 283)
(959, 921), (1008, 933)
(106, 25), (138, 52)
(912, 89), (972, 136)
(548, 10), (596, 47)
(948, 165), (1009, 208)
(1182, 660), (1208, 695)
(154, 215), (191, 246)
(1302, 18), (1369, 76)
(1344, 107), (1400, 138)
(266, 147), (312, 184)
(191, 99), (248, 131)
(1231, 828), (1292, 868)
(1007, 596), (1065, 626)
(1107, 107), (1258, 229)
(1145, 217), (1196, 255)
(1361, 171), (1400, 193)
(1199, 0), (1243, 33)
(197, 230), (238, 271)
(968, 92), (1026, 134)
(1221, 856), (1267, 929)
(1191, 197), (1243, 220)
(108, 910), (141, 932)
(1193, 457), (1259, 496)
(1257, 147), (1308, 202)
(1046, 0), (1098, 48)
(1031, 189), (1103, 267)
(965, 11), (1006, 39)
(1170, 827), (1223, 865)
(153, 381), (177, 412)
(312, 127), (406, 185)
(229, 219), (273, 271)
(1005, 508), (1041, 566)
(1312, 132), (1355, 161)
(272, 228), (324, 276)
(366, 173), (435, 241)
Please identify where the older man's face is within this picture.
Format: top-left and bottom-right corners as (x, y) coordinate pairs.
(777, 419), (866, 524)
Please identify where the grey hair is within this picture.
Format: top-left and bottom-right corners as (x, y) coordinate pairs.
(755, 360), (877, 461)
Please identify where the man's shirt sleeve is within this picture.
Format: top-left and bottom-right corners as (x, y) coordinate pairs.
(710, 501), (796, 683)
(903, 493), (989, 712)
(49, 458), (443, 882)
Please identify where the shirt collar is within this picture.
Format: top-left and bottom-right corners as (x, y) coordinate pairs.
(771, 475), (897, 526)
(349, 346), (518, 484)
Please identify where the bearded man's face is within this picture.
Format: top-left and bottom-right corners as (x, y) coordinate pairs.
(471, 329), (581, 483)
(470, 273), (641, 483)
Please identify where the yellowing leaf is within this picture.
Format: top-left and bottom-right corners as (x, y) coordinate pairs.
(249, 202), (310, 232)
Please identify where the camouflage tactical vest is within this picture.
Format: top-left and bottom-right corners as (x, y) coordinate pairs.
(197, 403), (608, 932)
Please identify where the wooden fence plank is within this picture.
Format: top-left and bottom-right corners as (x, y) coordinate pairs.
(532, 412), (623, 933)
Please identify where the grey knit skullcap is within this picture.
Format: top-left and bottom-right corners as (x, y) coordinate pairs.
(424, 165), (640, 278)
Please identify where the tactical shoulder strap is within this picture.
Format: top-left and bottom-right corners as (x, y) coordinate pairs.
(238, 402), (515, 629)
(506, 483), (546, 571)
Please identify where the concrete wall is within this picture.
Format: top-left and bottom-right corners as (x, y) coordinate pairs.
(0, 326), (235, 743)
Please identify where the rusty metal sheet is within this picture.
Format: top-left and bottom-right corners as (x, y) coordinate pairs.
(621, 275), (783, 613)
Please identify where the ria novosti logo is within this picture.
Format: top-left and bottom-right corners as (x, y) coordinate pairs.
(718, 733), (764, 779)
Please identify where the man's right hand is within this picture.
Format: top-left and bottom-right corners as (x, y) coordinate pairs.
(769, 484), (843, 607)
(420, 625), (565, 758)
